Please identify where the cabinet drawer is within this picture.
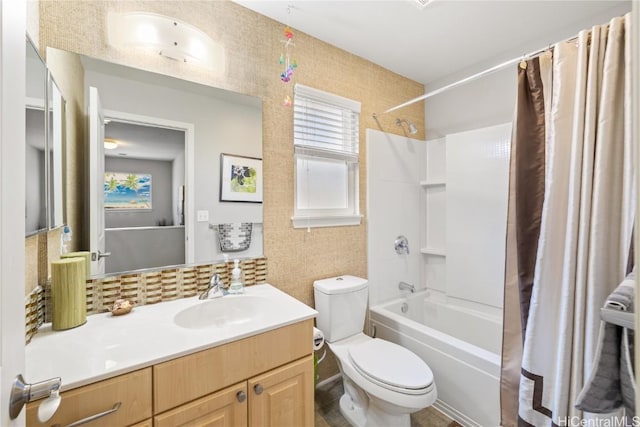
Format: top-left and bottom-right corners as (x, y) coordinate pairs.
(26, 368), (152, 427)
(154, 319), (312, 413)
(155, 382), (247, 427)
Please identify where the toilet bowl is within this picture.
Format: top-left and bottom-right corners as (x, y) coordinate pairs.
(313, 276), (437, 427)
(329, 333), (437, 427)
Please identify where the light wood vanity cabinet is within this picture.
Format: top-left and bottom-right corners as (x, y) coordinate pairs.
(26, 320), (314, 427)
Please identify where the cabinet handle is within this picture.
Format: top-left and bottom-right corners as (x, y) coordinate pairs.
(236, 391), (247, 402)
(254, 384), (263, 395)
(53, 402), (121, 427)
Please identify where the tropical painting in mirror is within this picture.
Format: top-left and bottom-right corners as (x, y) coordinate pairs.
(104, 172), (152, 209)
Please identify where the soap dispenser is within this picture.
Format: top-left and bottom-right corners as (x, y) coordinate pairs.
(228, 259), (244, 294)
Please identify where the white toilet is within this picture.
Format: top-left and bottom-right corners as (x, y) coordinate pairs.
(314, 275), (437, 427)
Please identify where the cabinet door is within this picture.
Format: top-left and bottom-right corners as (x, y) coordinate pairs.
(155, 382), (247, 427)
(248, 356), (314, 427)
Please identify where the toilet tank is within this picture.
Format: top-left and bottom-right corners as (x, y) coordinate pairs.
(313, 276), (368, 343)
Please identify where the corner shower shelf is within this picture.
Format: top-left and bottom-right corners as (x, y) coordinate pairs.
(420, 180), (446, 188)
(420, 247), (446, 256)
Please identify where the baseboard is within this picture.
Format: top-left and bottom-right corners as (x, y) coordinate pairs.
(432, 399), (481, 427)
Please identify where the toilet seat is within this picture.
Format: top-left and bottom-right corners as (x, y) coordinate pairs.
(348, 338), (434, 395)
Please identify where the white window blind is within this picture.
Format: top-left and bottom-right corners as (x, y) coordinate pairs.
(294, 84), (361, 159)
(292, 84), (362, 229)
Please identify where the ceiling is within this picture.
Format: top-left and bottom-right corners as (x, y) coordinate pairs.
(233, 0), (631, 88)
(105, 121), (184, 161)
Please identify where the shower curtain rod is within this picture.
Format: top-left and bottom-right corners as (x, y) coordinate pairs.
(374, 34), (579, 117)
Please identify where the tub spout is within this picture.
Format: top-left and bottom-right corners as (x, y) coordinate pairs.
(399, 281), (415, 293)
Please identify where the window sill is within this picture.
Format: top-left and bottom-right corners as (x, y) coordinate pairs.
(291, 214), (363, 229)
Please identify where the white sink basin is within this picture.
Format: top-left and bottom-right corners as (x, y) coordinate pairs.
(173, 295), (269, 329)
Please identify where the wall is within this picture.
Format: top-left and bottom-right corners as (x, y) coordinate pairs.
(366, 129), (425, 306)
(444, 124), (511, 315)
(105, 157), (174, 228)
(105, 226), (185, 273)
(38, 1), (425, 381)
(38, 0), (424, 303)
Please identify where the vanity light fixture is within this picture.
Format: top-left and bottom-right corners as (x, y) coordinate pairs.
(104, 138), (119, 150)
(106, 12), (225, 73)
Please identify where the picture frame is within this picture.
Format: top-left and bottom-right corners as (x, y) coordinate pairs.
(104, 172), (152, 210)
(219, 153), (263, 203)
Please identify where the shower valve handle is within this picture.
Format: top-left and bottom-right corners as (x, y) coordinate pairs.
(394, 236), (410, 255)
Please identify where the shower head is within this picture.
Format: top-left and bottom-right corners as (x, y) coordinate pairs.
(396, 118), (418, 135)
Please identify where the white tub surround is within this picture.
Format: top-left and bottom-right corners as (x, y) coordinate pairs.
(370, 292), (501, 427)
(25, 284), (317, 391)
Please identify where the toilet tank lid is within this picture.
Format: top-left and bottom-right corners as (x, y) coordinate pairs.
(313, 275), (368, 295)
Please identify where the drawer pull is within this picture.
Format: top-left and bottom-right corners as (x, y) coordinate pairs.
(236, 391), (246, 402)
(53, 402), (121, 427)
(254, 384), (263, 395)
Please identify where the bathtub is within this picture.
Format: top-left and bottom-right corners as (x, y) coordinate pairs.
(369, 291), (502, 427)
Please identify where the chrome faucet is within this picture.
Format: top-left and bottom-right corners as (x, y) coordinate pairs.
(398, 281), (415, 293)
(199, 273), (225, 299)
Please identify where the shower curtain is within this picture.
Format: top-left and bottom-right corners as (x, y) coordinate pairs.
(501, 14), (635, 427)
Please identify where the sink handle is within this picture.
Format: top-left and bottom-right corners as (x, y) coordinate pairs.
(254, 384), (263, 395)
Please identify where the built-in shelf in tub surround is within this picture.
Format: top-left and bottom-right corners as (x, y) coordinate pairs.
(419, 180), (446, 187)
(420, 247), (446, 256)
(25, 283), (317, 391)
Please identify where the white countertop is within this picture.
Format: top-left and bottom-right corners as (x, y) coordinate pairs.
(26, 284), (317, 391)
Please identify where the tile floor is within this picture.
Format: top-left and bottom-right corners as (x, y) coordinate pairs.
(314, 379), (462, 427)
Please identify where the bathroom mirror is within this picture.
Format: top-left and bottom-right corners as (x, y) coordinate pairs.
(25, 37), (48, 236)
(46, 48), (263, 277)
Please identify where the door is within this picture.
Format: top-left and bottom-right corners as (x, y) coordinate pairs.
(1, 0), (26, 424)
(89, 86), (106, 275)
(248, 356), (314, 427)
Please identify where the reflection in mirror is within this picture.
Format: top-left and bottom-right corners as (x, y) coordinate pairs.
(25, 37), (48, 235)
(48, 78), (65, 229)
(46, 48), (263, 277)
(104, 121), (186, 273)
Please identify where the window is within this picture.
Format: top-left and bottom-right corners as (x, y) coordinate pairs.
(292, 84), (362, 228)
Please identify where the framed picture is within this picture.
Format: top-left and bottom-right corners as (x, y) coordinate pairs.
(220, 154), (263, 203)
(104, 172), (152, 210)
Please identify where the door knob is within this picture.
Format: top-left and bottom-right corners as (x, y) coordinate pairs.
(236, 391), (246, 402)
(254, 384), (263, 395)
(9, 374), (61, 420)
(91, 251), (111, 261)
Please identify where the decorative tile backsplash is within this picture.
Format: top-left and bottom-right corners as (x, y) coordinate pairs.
(25, 257), (268, 344)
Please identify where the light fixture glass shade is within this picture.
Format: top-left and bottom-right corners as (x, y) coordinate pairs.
(107, 12), (225, 73)
(104, 139), (118, 150)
